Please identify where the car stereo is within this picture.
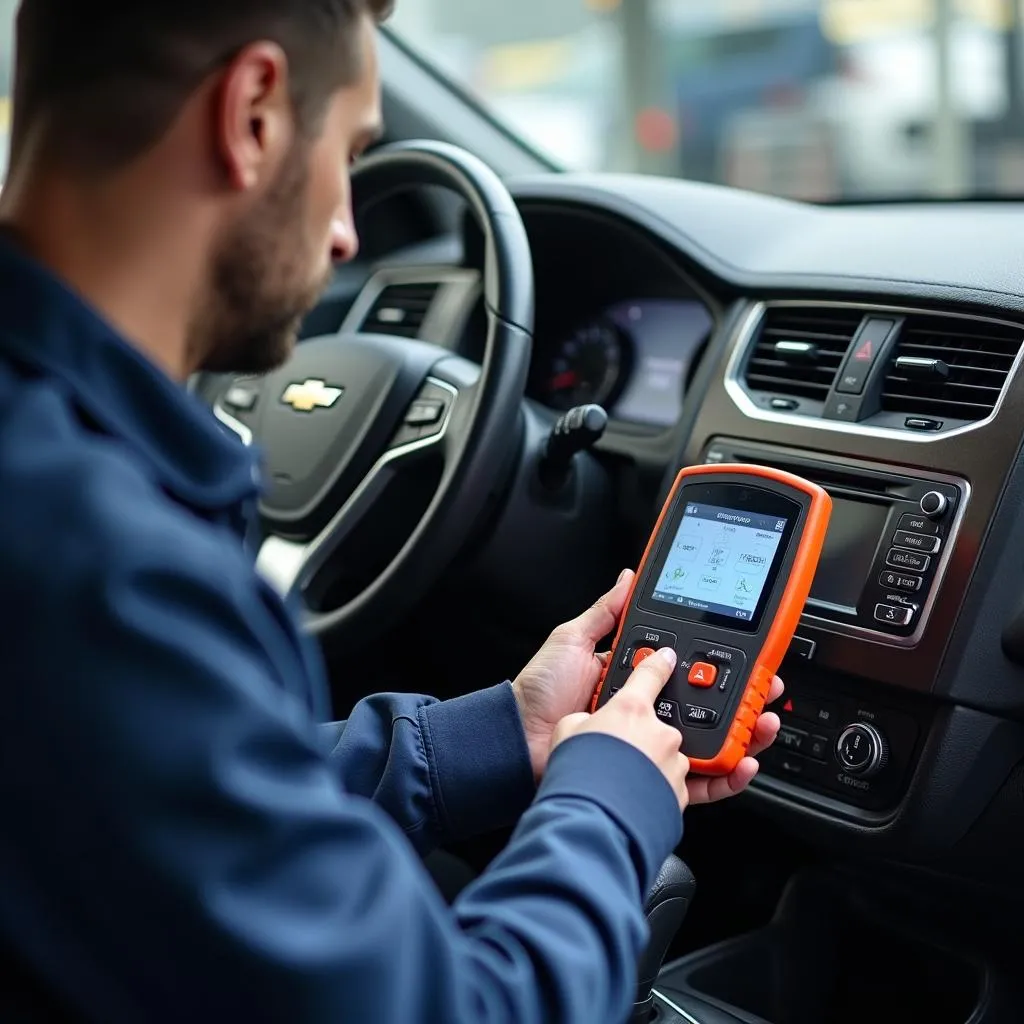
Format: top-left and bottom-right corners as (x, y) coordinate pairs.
(699, 440), (967, 646)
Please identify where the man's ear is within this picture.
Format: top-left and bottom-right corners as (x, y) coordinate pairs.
(214, 42), (293, 191)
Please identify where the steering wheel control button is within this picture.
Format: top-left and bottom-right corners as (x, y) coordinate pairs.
(920, 491), (949, 519)
(893, 531), (941, 554)
(835, 319), (896, 395)
(687, 662), (718, 689)
(885, 548), (930, 574)
(405, 400), (444, 427)
(836, 723), (889, 778)
(899, 513), (938, 536)
(632, 647), (657, 670)
(879, 571), (923, 593)
(627, 627), (678, 651)
(684, 704), (719, 728)
(778, 726), (807, 753)
(224, 384), (259, 411)
(874, 603), (915, 626)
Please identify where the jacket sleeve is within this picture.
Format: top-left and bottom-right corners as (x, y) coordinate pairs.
(3, 464), (683, 1024)
(320, 682), (537, 856)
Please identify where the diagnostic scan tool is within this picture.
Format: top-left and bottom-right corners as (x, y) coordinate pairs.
(592, 465), (831, 776)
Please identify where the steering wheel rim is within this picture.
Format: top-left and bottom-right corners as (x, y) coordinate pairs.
(208, 140), (534, 652)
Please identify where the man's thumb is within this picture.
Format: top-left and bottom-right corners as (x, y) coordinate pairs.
(572, 569), (635, 644)
(552, 712), (591, 746)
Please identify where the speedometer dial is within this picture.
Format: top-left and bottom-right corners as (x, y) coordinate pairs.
(542, 317), (626, 411)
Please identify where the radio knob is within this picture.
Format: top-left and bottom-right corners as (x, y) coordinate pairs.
(920, 491), (948, 520)
(836, 723), (889, 779)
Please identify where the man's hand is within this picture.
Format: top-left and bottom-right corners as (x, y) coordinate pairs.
(512, 569), (784, 802)
(513, 570), (636, 782)
(552, 648), (691, 810)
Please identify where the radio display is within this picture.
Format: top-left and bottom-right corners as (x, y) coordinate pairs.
(809, 496), (889, 610)
(651, 502), (788, 622)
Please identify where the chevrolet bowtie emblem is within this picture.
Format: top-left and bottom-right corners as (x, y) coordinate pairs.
(281, 379), (344, 413)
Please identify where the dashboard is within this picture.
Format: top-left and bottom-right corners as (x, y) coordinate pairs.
(526, 298), (712, 427)
(321, 172), (1024, 882)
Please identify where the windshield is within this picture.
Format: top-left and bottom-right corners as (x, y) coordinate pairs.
(0, 3), (1018, 202)
(391, 0), (1022, 202)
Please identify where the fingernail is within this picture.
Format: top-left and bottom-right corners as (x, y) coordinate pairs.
(617, 568), (632, 584)
(658, 647), (677, 669)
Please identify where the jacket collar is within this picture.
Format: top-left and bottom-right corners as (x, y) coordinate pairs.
(0, 232), (260, 510)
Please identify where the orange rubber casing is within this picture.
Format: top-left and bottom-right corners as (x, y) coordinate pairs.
(590, 463), (832, 776)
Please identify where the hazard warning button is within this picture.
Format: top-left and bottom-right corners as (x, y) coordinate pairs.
(687, 662), (718, 689)
(835, 318), (897, 396)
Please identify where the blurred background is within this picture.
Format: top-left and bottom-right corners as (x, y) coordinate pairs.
(389, 0), (1024, 201)
(2, 1), (1024, 201)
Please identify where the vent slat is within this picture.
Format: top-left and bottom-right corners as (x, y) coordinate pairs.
(743, 308), (863, 401)
(361, 282), (441, 339)
(882, 315), (1024, 423)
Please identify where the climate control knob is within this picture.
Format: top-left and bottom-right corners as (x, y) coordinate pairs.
(836, 723), (889, 778)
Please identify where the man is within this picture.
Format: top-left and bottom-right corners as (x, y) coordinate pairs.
(0, 2), (783, 1021)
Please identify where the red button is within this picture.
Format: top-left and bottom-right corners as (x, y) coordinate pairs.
(632, 647), (656, 669)
(688, 662), (718, 688)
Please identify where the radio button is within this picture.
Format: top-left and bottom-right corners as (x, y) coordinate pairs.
(898, 513), (938, 536)
(874, 603), (915, 626)
(879, 571), (923, 593)
(920, 491), (949, 519)
(893, 531), (941, 554)
(885, 548), (931, 573)
(785, 696), (840, 728)
(778, 726), (807, 753)
(808, 734), (831, 762)
(684, 705), (719, 728)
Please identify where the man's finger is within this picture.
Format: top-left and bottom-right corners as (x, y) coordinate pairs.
(687, 756), (760, 805)
(569, 569), (635, 645)
(746, 712), (781, 757)
(767, 675), (784, 704)
(618, 647), (677, 704)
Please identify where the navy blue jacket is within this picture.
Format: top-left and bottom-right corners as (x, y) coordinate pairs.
(0, 237), (682, 1023)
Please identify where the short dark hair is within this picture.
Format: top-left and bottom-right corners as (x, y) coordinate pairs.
(10, 0), (392, 172)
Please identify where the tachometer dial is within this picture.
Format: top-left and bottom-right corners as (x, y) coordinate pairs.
(543, 317), (626, 411)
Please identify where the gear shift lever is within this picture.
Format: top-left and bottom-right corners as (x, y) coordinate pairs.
(631, 855), (696, 1024)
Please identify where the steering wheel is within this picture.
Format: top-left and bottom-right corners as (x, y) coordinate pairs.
(206, 140), (534, 651)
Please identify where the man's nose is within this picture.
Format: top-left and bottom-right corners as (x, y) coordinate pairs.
(330, 214), (359, 264)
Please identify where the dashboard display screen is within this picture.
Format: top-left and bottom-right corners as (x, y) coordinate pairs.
(606, 300), (713, 427)
(809, 497), (889, 610)
(651, 502), (788, 623)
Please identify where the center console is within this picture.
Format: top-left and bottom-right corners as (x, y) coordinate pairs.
(681, 439), (971, 820)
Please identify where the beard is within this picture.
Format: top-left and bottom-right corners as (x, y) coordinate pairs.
(192, 142), (333, 376)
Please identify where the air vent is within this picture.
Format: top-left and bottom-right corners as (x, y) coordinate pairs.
(744, 307), (864, 401)
(881, 314), (1024, 423)
(361, 282), (440, 338)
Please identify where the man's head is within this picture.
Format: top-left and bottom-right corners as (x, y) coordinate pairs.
(7, 1), (390, 375)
